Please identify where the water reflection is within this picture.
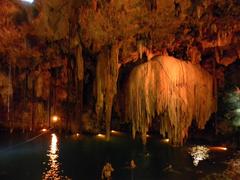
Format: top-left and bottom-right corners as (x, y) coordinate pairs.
(42, 134), (70, 180)
(189, 145), (209, 166)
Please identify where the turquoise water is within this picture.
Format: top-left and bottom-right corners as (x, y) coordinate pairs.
(0, 131), (231, 180)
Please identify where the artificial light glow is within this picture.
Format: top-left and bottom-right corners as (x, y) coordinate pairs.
(72, 133), (82, 140)
(21, 0), (34, 3)
(146, 134), (150, 138)
(41, 128), (47, 132)
(189, 145), (209, 166)
(52, 115), (59, 123)
(161, 138), (169, 143)
(96, 133), (106, 138)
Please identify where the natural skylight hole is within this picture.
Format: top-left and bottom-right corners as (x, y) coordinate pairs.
(21, 0), (34, 3)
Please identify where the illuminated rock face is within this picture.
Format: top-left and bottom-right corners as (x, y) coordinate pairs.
(126, 56), (216, 145)
(0, 0), (239, 138)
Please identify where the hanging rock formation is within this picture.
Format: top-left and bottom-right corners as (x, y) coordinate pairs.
(126, 56), (216, 145)
(95, 43), (121, 140)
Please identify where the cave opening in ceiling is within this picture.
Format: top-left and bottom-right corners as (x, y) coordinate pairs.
(20, 0), (34, 3)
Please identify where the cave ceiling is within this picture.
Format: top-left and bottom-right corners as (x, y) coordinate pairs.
(0, 0), (239, 68)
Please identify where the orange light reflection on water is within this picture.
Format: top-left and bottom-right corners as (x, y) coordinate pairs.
(42, 134), (70, 180)
(110, 130), (123, 135)
(96, 133), (106, 138)
(209, 146), (227, 151)
(161, 138), (169, 143)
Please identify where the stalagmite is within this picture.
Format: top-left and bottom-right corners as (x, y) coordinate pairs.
(126, 56), (216, 145)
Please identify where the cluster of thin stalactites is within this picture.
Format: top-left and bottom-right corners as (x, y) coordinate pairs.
(126, 56), (216, 145)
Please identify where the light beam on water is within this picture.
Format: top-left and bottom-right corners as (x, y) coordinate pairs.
(42, 134), (70, 179)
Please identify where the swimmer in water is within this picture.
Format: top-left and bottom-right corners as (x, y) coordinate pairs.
(130, 160), (136, 169)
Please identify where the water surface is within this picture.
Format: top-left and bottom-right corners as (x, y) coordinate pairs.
(0, 131), (232, 180)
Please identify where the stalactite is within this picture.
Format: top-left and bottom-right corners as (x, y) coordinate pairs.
(0, 71), (13, 127)
(188, 46), (201, 64)
(48, 89), (51, 128)
(215, 47), (220, 64)
(11, 63), (16, 132)
(92, 0), (97, 11)
(6, 63), (12, 132)
(22, 72), (28, 132)
(66, 58), (71, 131)
(212, 51), (218, 135)
(137, 40), (144, 59)
(74, 44), (84, 130)
(126, 56), (216, 145)
(96, 43), (120, 140)
(76, 45), (84, 81)
(31, 79), (35, 131)
(0, 76), (11, 105)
